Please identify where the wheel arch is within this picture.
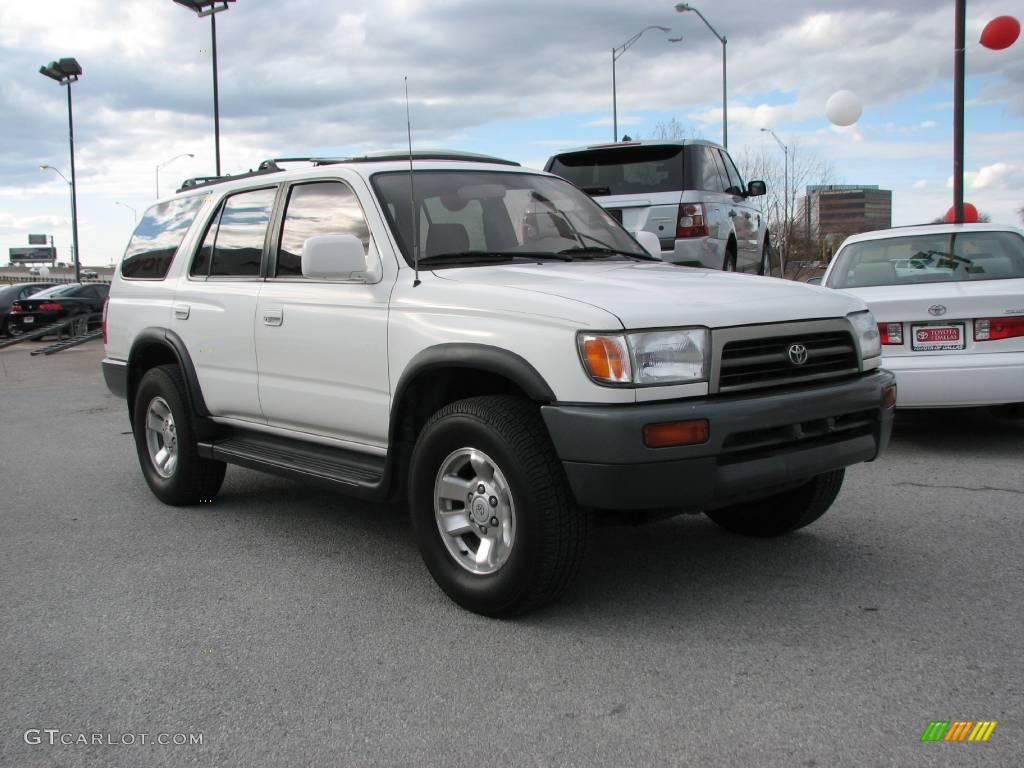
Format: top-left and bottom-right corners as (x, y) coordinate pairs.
(127, 328), (209, 424)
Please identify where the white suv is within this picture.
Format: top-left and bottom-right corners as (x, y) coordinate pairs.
(545, 140), (770, 273)
(102, 151), (895, 616)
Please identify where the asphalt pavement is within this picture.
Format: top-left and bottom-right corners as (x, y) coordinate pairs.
(1, 342), (1021, 767)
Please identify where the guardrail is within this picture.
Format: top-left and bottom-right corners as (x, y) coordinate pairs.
(0, 275), (111, 285)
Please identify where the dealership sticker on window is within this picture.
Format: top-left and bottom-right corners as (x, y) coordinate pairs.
(911, 323), (965, 351)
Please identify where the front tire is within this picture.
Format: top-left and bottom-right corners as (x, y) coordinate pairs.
(758, 240), (772, 276)
(409, 395), (588, 617)
(705, 470), (845, 537)
(132, 364), (226, 506)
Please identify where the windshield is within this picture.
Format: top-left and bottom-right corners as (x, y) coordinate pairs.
(546, 145), (685, 196)
(828, 230), (1024, 288)
(25, 284), (83, 298)
(371, 170), (648, 267)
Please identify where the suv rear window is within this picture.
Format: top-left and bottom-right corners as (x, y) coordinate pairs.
(121, 196), (204, 280)
(829, 231), (1024, 288)
(547, 145), (684, 196)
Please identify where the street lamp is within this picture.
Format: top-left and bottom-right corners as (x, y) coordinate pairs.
(115, 201), (138, 225)
(156, 153), (195, 198)
(674, 3), (728, 148)
(612, 26), (673, 142)
(38, 57), (83, 282)
(172, 0), (236, 176)
(761, 127), (789, 276)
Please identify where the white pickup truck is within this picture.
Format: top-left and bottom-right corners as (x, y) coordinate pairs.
(102, 152), (895, 616)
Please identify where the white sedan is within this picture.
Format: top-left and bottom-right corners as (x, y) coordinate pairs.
(821, 223), (1024, 410)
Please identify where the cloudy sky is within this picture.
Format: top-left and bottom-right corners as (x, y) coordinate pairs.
(2, 0), (1022, 266)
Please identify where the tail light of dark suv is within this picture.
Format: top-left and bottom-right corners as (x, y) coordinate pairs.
(676, 203), (709, 239)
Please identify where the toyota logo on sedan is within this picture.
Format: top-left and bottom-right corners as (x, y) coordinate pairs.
(787, 343), (809, 366)
(928, 304), (947, 316)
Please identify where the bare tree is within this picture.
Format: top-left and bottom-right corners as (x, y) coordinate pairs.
(633, 117), (694, 141)
(734, 140), (836, 270)
(1018, 205), (1024, 225)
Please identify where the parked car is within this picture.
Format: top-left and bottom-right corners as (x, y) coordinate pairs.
(81, 269), (99, 279)
(544, 140), (770, 274)
(0, 282), (59, 336)
(9, 282), (109, 337)
(103, 151), (894, 616)
(821, 223), (1024, 411)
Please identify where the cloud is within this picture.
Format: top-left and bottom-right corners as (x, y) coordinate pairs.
(913, 179), (928, 189)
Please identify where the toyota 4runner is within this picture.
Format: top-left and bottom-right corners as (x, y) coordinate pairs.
(102, 151), (895, 616)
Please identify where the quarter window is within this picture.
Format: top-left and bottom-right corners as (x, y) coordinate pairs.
(276, 182), (370, 277)
(121, 196), (204, 280)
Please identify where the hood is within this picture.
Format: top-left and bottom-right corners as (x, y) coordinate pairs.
(434, 261), (866, 329)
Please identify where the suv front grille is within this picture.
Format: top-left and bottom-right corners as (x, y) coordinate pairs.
(715, 327), (860, 394)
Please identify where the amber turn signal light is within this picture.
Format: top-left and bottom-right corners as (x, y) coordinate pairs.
(642, 419), (710, 448)
(883, 383), (897, 408)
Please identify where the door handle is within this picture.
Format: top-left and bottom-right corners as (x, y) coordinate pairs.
(173, 303), (190, 320)
(262, 308), (283, 327)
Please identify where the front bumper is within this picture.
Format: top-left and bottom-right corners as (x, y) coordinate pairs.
(541, 370), (895, 511)
(881, 351), (1024, 408)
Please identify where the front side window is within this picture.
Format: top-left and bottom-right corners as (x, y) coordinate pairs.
(828, 231), (1024, 288)
(718, 151), (745, 195)
(191, 187), (276, 278)
(371, 170), (650, 268)
(276, 182), (370, 277)
(121, 196), (204, 279)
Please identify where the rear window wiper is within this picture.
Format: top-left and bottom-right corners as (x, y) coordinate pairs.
(557, 246), (659, 262)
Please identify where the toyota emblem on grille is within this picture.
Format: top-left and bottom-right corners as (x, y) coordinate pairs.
(787, 343), (809, 366)
(928, 304), (947, 316)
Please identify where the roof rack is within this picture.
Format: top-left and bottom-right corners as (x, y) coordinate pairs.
(176, 150), (520, 193)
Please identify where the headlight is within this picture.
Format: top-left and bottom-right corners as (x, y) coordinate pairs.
(848, 310), (881, 360)
(578, 328), (709, 386)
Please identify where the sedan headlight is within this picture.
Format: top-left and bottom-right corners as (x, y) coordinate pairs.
(848, 310), (881, 360)
(578, 328), (709, 386)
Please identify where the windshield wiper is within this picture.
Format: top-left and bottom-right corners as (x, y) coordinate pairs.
(416, 250), (574, 266)
(557, 246), (659, 262)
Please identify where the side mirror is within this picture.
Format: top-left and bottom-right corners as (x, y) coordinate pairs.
(806, 276), (823, 285)
(632, 230), (662, 258)
(747, 180), (767, 197)
(301, 234), (368, 279)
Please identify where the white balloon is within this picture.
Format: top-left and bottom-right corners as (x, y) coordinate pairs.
(39, 266), (50, 277)
(826, 90), (863, 127)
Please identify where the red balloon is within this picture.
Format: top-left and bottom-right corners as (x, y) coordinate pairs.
(980, 16), (1020, 50)
(944, 203), (979, 223)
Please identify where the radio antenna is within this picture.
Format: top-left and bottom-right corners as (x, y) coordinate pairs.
(405, 77), (420, 287)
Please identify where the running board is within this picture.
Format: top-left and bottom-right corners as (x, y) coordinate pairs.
(197, 431), (387, 497)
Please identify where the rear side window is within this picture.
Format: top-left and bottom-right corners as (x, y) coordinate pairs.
(191, 187), (276, 278)
(121, 196), (204, 279)
(687, 146), (728, 193)
(829, 231), (1024, 288)
(547, 145), (684, 196)
(276, 182), (370, 277)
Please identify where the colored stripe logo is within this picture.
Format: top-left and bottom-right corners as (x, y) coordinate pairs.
(921, 720), (997, 742)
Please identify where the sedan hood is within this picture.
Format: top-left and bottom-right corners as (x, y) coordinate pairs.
(434, 261), (865, 329)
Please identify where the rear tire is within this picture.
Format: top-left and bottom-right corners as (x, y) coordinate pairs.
(705, 470), (845, 537)
(132, 364), (226, 506)
(409, 395), (589, 617)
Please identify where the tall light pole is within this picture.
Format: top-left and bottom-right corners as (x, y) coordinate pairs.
(115, 201), (138, 225)
(38, 58), (82, 282)
(675, 3), (727, 148)
(952, 0), (965, 223)
(761, 127), (789, 276)
(156, 153), (195, 198)
(612, 26), (672, 142)
(173, 0), (235, 176)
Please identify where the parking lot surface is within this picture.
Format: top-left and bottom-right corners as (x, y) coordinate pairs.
(2, 343), (1021, 767)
